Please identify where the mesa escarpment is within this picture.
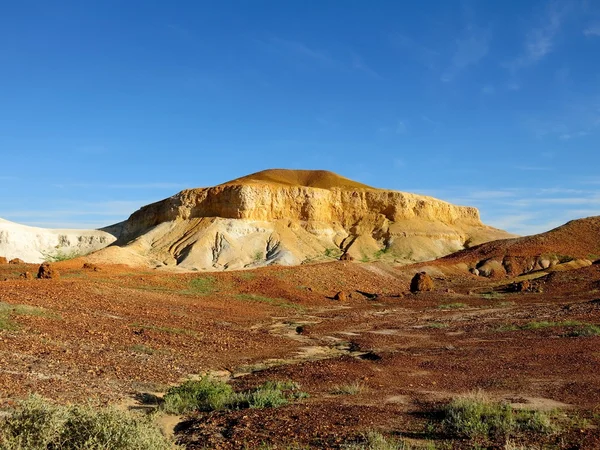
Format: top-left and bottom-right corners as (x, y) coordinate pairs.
(93, 169), (512, 270)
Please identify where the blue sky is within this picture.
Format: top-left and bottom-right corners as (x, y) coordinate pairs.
(1, 0), (599, 235)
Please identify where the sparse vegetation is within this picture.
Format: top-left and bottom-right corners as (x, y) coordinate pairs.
(163, 377), (235, 413)
(162, 377), (308, 414)
(130, 344), (156, 354)
(183, 276), (216, 295)
(424, 322), (448, 329)
(481, 291), (502, 300)
(41, 248), (81, 262)
(342, 431), (419, 449)
(441, 392), (556, 441)
(324, 247), (342, 258)
(253, 251), (263, 261)
(373, 247), (392, 260)
(331, 381), (363, 395)
(235, 293), (304, 310)
(437, 303), (468, 310)
(565, 324), (600, 337)
(0, 395), (177, 450)
(0, 302), (60, 330)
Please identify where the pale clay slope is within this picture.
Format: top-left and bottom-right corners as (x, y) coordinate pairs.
(0, 218), (116, 263)
(86, 170), (514, 271)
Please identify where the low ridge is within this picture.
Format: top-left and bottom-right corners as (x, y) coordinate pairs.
(427, 216), (600, 278)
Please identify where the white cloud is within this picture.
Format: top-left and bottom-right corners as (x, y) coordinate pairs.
(441, 26), (491, 82)
(583, 24), (600, 36)
(505, 2), (569, 72)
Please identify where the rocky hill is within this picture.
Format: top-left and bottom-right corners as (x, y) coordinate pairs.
(88, 169), (512, 270)
(427, 216), (600, 278)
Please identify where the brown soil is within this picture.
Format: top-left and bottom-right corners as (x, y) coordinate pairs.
(1, 258), (599, 448)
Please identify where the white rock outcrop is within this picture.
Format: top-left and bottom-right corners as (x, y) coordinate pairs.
(0, 218), (116, 263)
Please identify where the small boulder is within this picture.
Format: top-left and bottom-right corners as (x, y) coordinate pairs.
(83, 262), (99, 271)
(339, 253), (354, 261)
(9, 258), (25, 265)
(333, 291), (348, 301)
(37, 263), (60, 279)
(516, 280), (531, 292)
(0, 256), (7, 264)
(19, 272), (33, 280)
(410, 272), (434, 293)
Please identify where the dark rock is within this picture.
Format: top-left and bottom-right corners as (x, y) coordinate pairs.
(37, 262), (60, 279)
(333, 291), (348, 301)
(339, 253), (354, 261)
(410, 272), (434, 293)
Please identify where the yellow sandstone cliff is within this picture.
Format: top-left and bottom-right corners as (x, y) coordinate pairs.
(92, 169), (512, 270)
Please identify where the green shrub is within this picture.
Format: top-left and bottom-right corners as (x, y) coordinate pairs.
(0, 395), (177, 450)
(162, 377), (234, 414)
(437, 303), (468, 310)
(441, 393), (555, 440)
(162, 378), (307, 414)
(331, 382), (363, 395)
(565, 325), (600, 337)
(41, 249), (81, 262)
(343, 431), (416, 449)
(183, 276), (216, 295)
(233, 381), (307, 409)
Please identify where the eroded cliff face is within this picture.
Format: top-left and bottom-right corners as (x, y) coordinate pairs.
(96, 170), (511, 271)
(0, 218), (116, 263)
(115, 184), (482, 243)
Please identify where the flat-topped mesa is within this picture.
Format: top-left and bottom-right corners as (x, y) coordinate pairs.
(117, 170), (481, 241)
(97, 169), (510, 271)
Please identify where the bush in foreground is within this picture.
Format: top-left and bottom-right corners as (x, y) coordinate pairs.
(162, 377), (307, 414)
(441, 392), (555, 440)
(0, 395), (176, 450)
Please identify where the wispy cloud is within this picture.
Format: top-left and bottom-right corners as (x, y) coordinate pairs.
(441, 26), (491, 82)
(351, 53), (382, 79)
(396, 120), (407, 134)
(481, 84), (495, 95)
(268, 37), (336, 67)
(2, 200), (152, 229)
(559, 131), (591, 140)
(264, 37), (380, 78)
(389, 33), (440, 69)
(515, 165), (553, 171)
(409, 184), (600, 235)
(583, 23), (600, 36)
(505, 2), (569, 72)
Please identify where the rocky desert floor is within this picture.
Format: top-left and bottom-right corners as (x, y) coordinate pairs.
(1, 259), (599, 449)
